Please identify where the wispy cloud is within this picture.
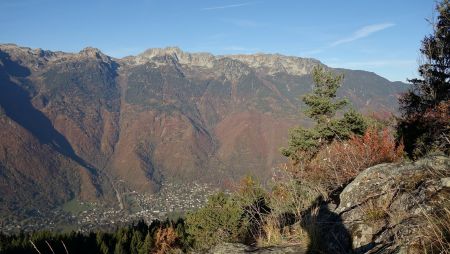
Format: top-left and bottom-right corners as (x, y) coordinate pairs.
(202, 2), (254, 11)
(331, 23), (395, 46)
(300, 23), (395, 56)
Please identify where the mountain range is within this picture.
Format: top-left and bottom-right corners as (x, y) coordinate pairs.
(0, 44), (408, 218)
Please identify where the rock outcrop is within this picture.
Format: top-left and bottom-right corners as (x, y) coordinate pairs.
(205, 155), (449, 254)
(206, 243), (305, 254)
(334, 154), (449, 253)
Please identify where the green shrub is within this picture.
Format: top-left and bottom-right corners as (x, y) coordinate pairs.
(185, 192), (249, 250)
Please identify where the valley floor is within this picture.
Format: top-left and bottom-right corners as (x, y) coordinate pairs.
(1, 181), (218, 234)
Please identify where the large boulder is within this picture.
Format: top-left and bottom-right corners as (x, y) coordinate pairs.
(335, 154), (449, 253)
(206, 243), (305, 254)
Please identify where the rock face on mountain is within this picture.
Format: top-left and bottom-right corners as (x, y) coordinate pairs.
(0, 44), (408, 216)
(332, 155), (449, 253)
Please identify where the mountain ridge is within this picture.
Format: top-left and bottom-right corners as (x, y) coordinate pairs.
(0, 43), (409, 220)
(0, 44), (407, 83)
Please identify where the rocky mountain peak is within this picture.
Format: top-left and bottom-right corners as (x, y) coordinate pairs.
(78, 47), (110, 62)
(0, 43), (19, 51)
(0, 44), (324, 76)
(129, 47), (325, 76)
(213, 57), (252, 81)
(134, 46), (215, 68)
(0, 44), (66, 70)
(227, 53), (323, 76)
(142, 46), (183, 58)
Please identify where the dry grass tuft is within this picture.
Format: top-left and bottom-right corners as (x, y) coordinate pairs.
(418, 200), (450, 253)
(153, 226), (179, 254)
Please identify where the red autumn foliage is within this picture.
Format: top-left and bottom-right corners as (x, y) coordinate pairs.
(304, 127), (404, 190)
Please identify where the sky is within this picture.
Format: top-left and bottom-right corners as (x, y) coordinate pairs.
(0, 0), (437, 82)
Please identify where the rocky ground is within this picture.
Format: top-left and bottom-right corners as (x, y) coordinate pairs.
(336, 154), (449, 253)
(207, 243), (306, 254)
(207, 154), (449, 254)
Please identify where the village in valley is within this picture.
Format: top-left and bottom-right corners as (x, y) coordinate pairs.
(1, 181), (218, 234)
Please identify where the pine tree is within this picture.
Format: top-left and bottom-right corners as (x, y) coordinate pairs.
(96, 232), (111, 254)
(397, 0), (450, 158)
(303, 65), (348, 124)
(113, 228), (130, 254)
(130, 230), (144, 254)
(138, 232), (152, 254)
(281, 66), (366, 163)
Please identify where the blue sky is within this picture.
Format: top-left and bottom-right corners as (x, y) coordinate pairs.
(0, 0), (436, 81)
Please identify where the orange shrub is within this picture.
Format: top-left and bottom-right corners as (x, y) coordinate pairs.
(153, 226), (179, 254)
(305, 127), (404, 190)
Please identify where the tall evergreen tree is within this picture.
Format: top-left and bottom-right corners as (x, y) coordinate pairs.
(130, 231), (144, 254)
(303, 66), (348, 124)
(397, 0), (450, 158)
(138, 232), (152, 254)
(281, 66), (366, 164)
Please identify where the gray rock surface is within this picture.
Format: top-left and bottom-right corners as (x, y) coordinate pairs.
(126, 46), (322, 76)
(207, 243), (305, 254)
(336, 154), (449, 253)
